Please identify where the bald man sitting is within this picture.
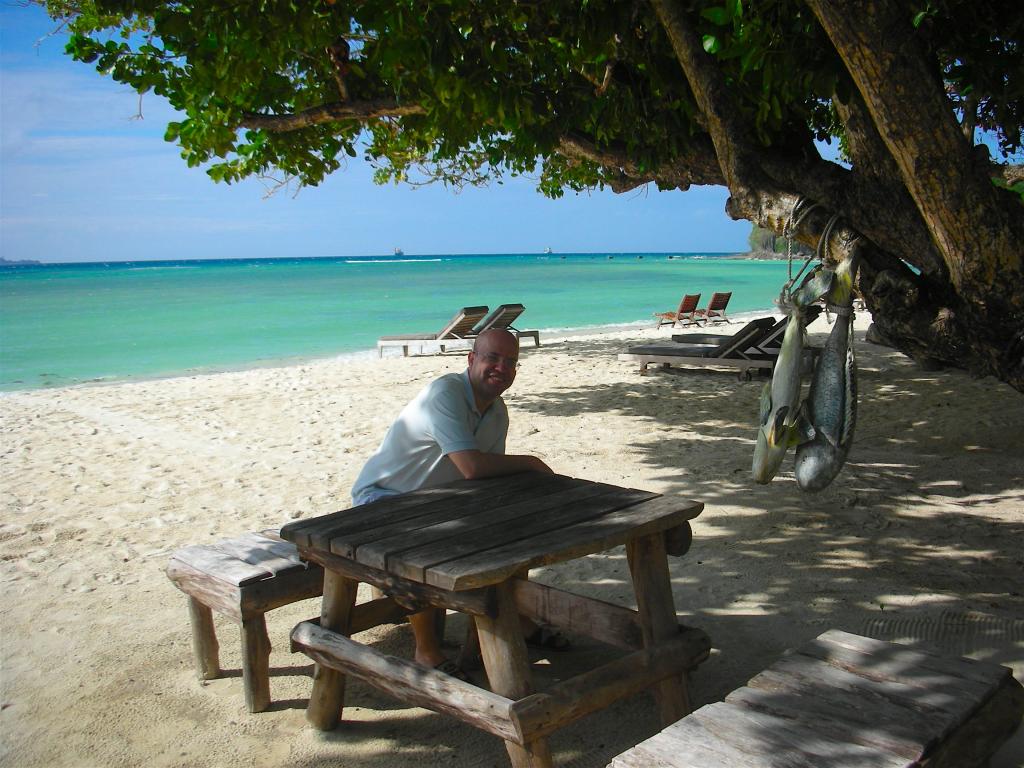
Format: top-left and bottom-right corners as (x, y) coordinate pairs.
(352, 329), (554, 678)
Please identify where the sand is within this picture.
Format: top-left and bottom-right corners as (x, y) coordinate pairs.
(2, 312), (1022, 768)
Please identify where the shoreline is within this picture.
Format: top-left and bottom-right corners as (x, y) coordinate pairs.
(0, 308), (783, 395)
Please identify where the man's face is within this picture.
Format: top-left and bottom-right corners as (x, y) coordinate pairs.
(467, 332), (519, 406)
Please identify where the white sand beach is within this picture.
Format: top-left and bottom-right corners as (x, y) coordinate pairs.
(2, 313), (1022, 767)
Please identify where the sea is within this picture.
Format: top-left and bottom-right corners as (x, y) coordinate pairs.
(0, 253), (797, 392)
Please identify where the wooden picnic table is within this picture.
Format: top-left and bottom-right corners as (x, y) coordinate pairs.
(280, 472), (711, 768)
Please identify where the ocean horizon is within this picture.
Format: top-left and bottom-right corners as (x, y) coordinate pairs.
(0, 252), (796, 391)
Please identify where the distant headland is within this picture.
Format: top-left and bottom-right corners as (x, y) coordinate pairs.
(0, 257), (42, 266)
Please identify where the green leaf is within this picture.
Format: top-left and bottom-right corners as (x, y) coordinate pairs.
(702, 35), (720, 54)
(701, 8), (730, 26)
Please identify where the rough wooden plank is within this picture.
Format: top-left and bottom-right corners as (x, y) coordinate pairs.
(611, 707), (779, 768)
(511, 627), (711, 740)
(726, 680), (934, 760)
(167, 559), (244, 620)
(474, 582), (553, 768)
(426, 495), (702, 592)
(170, 545), (272, 586)
(297, 545), (497, 617)
(231, 530), (306, 561)
(330, 473), (580, 558)
(663, 522), (693, 557)
(281, 473), (554, 548)
(510, 578), (646, 650)
(376, 483), (655, 581)
(627, 532), (690, 724)
(688, 701), (907, 767)
(291, 620), (523, 744)
(811, 629), (1012, 689)
(920, 673), (1024, 768)
(211, 533), (308, 577)
(762, 653), (973, 720)
(240, 615), (271, 713)
(306, 571), (358, 731)
(186, 596), (220, 680)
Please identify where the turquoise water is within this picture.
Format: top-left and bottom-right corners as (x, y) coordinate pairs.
(0, 254), (794, 391)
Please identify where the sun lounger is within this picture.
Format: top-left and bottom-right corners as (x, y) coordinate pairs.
(377, 305), (489, 357)
(618, 317), (779, 377)
(654, 293), (702, 328)
(471, 303), (540, 347)
(672, 305), (823, 352)
(694, 291), (732, 324)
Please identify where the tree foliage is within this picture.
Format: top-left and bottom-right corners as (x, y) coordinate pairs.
(42, 0), (1024, 390)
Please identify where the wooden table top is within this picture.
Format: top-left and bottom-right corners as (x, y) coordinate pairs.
(281, 473), (703, 591)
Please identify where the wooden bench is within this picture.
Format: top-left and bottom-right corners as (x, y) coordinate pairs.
(608, 629), (1024, 768)
(166, 530), (326, 712)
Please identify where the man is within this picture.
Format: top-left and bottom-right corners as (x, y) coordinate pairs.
(352, 328), (553, 675)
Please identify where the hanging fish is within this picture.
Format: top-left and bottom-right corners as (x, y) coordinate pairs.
(751, 268), (833, 484)
(794, 256), (859, 491)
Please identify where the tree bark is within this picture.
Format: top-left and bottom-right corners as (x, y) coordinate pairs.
(807, 0), (1024, 290)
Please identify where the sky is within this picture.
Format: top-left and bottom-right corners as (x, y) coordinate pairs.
(0, 4), (752, 263)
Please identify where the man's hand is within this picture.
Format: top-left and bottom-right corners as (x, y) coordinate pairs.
(447, 450), (553, 480)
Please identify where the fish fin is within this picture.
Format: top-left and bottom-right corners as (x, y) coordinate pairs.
(795, 409), (816, 445)
(767, 405), (789, 446)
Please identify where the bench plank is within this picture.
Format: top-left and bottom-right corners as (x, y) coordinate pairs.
(282, 473), (555, 548)
(726, 679), (934, 759)
(607, 630), (1024, 768)
(378, 483), (655, 581)
(687, 702), (906, 767)
(211, 532), (309, 576)
(170, 544), (272, 586)
(811, 629), (1011, 689)
(425, 496), (702, 591)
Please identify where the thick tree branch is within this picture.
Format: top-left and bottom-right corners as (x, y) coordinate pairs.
(807, 0), (1024, 291)
(240, 100), (425, 131)
(557, 133), (724, 192)
(830, 90), (947, 279)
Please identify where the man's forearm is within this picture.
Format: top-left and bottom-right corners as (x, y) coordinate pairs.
(447, 450), (552, 480)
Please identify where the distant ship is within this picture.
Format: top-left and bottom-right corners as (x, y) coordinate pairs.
(544, 247), (553, 254)
(394, 248), (404, 256)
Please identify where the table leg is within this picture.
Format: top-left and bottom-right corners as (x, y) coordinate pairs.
(474, 582), (553, 768)
(626, 532), (691, 725)
(306, 570), (358, 730)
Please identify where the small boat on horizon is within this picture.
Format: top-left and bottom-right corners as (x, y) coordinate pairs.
(544, 247), (553, 254)
(394, 247), (404, 256)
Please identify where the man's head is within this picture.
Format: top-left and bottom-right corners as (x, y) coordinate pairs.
(467, 329), (520, 411)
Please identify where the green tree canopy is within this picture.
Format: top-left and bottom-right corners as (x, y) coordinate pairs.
(43, 0), (1024, 390)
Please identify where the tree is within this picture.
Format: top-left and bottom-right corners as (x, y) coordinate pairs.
(45, 0), (1024, 390)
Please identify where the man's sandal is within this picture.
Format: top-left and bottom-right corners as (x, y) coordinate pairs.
(525, 626), (572, 651)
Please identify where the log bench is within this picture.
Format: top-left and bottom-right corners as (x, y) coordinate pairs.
(165, 530), (327, 712)
(608, 629), (1024, 768)
(167, 530), (415, 712)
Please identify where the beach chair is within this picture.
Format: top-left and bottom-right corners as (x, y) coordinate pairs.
(695, 291), (732, 325)
(654, 293), (702, 328)
(471, 303), (540, 347)
(377, 305), (489, 357)
(618, 316), (779, 378)
(672, 305), (823, 352)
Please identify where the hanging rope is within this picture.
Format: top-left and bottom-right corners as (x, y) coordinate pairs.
(781, 197), (821, 299)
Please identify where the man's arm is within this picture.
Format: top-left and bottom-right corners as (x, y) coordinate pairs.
(447, 450), (553, 480)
